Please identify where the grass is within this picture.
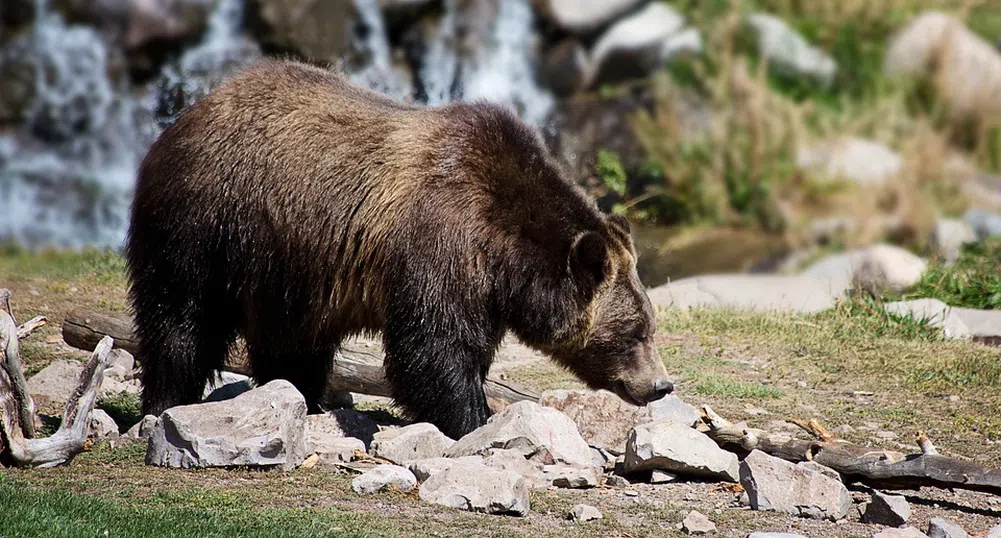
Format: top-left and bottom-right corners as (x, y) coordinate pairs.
(902, 237), (1001, 309)
(97, 390), (144, 432)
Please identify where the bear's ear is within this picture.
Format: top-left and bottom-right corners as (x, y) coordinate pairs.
(570, 231), (610, 283)
(607, 214), (631, 241)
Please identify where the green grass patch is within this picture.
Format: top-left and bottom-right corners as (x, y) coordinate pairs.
(98, 390), (143, 432)
(902, 238), (1001, 309)
(0, 244), (126, 284)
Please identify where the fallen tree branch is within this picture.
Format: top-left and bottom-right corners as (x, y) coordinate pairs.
(698, 405), (1001, 496)
(1, 293), (114, 467)
(62, 308), (541, 409)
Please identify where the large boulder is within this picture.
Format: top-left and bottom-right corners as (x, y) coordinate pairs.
(801, 244), (927, 294)
(446, 401), (592, 467)
(927, 517), (970, 538)
(746, 13), (837, 86)
(648, 274), (843, 314)
(246, 0), (357, 63)
(418, 464), (530, 516)
(306, 431), (365, 466)
(351, 464), (417, 495)
(145, 380), (307, 470)
(739, 450), (851, 521)
(88, 409), (119, 439)
(27, 359), (84, 414)
(532, 0), (641, 34)
(586, 2), (700, 87)
(624, 420), (739, 481)
(369, 423), (455, 464)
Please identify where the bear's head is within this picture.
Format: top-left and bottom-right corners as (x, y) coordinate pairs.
(549, 214), (674, 406)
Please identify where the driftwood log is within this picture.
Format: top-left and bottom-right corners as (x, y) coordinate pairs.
(698, 405), (1001, 496)
(61, 309), (541, 409)
(1, 291), (113, 467)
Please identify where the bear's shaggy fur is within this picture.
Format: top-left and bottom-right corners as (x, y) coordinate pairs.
(127, 59), (670, 439)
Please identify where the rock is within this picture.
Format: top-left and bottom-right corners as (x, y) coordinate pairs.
(407, 457), (481, 482)
(569, 503), (602, 522)
(587, 2), (700, 87)
(682, 510), (716, 535)
(648, 395), (701, 427)
(801, 244), (927, 294)
(648, 274), (842, 314)
(747, 534), (807, 538)
(370, 423), (455, 464)
(739, 450), (851, 521)
(542, 464), (600, 488)
(796, 138), (903, 186)
(624, 420), (739, 481)
(931, 218), (977, 263)
(418, 464), (530, 516)
(886, 13), (1001, 124)
(99, 377), (141, 400)
(533, 0), (641, 34)
(306, 431), (365, 466)
(306, 409), (380, 448)
(650, 469), (677, 484)
(246, 0), (357, 63)
(963, 208), (1001, 240)
(446, 401), (592, 467)
(27, 359), (85, 413)
(604, 474), (630, 487)
(986, 525), (1001, 538)
(538, 389), (648, 454)
(125, 414), (158, 440)
(746, 13), (837, 86)
(541, 39), (590, 97)
(873, 529), (928, 538)
(202, 371), (254, 402)
(884, 299), (969, 338)
(927, 517), (970, 538)
(351, 464), (417, 495)
(949, 306), (1001, 345)
(482, 449), (546, 487)
(145, 380), (307, 470)
(105, 349), (135, 381)
(88, 409), (119, 439)
(862, 491), (911, 526)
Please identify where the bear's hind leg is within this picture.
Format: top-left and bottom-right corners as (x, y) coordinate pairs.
(245, 340), (335, 413)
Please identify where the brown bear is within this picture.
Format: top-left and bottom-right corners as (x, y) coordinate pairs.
(126, 59), (672, 439)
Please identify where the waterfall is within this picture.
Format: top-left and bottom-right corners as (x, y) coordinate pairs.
(349, 0), (413, 102)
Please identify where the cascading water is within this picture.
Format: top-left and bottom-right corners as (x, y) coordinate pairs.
(1, 0), (556, 248)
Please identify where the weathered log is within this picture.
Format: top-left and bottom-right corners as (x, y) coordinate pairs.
(698, 405), (1001, 496)
(1, 292), (114, 467)
(62, 309), (138, 355)
(62, 308), (541, 408)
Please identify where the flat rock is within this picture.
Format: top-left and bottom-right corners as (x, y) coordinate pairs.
(370, 423), (455, 464)
(481, 449), (546, 487)
(306, 431), (365, 466)
(739, 450), (851, 521)
(542, 464), (600, 488)
(569, 503), (602, 522)
(862, 491), (911, 527)
(88, 409), (119, 439)
(418, 464), (529, 516)
(145, 380), (307, 470)
(747, 13), (837, 85)
(801, 244), (926, 294)
(27, 359), (84, 413)
(648, 274), (842, 314)
(648, 395), (701, 426)
(927, 517), (970, 538)
(446, 401), (592, 467)
(884, 299), (969, 339)
(351, 464), (417, 495)
(747, 534), (807, 538)
(682, 510), (716, 535)
(407, 457), (482, 482)
(306, 410), (380, 448)
(874, 529), (928, 538)
(624, 420), (739, 481)
(986, 525), (1001, 538)
(534, 0), (641, 34)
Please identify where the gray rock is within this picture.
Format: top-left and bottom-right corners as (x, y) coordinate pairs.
(746, 13), (837, 86)
(542, 464), (600, 488)
(739, 450), (851, 521)
(884, 299), (969, 339)
(604, 474), (630, 487)
(27, 359), (84, 413)
(747, 534), (807, 538)
(407, 457), (481, 482)
(927, 517), (970, 538)
(482, 449), (546, 487)
(797, 138), (902, 186)
(125, 414), (158, 440)
(306, 409), (379, 448)
(963, 208), (1001, 240)
(569, 503), (602, 522)
(351, 464), (417, 495)
(624, 420), (739, 481)
(306, 431), (365, 466)
(801, 244), (926, 294)
(648, 395), (701, 427)
(105, 349), (135, 381)
(99, 377), (141, 401)
(648, 275), (842, 314)
(986, 525), (1001, 538)
(682, 510), (716, 535)
(587, 2), (700, 87)
(949, 306), (1001, 344)
(932, 218), (977, 263)
(862, 491), (911, 526)
(88, 409), (119, 439)
(874, 529), (928, 538)
(542, 39), (591, 98)
(145, 380), (307, 470)
(246, 0), (357, 63)
(650, 469), (678, 484)
(534, 0), (641, 34)
(370, 423), (455, 464)
(446, 401), (592, 467)
(202, 371), (254, 402)
(418, 464), (529, 516)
